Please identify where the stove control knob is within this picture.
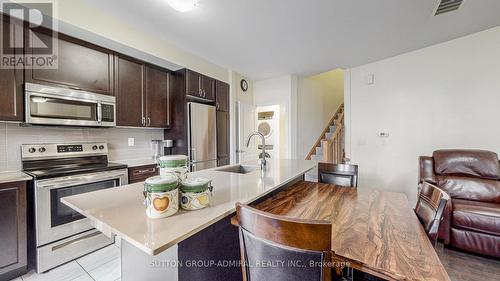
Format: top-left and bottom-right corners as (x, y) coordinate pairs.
(92, 145), (98, 150)
(28, 147), (36, 153)
(39, 147), (46, 153)
(98, 145), (105, 150)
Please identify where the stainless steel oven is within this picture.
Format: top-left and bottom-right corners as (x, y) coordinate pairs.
(25, 83), (116, 127)
(22, 143), (128, 272)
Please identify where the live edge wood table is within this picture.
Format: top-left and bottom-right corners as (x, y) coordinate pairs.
(252, 181), (451, 281)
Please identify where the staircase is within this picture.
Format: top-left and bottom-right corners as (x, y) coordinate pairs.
(305, 104), (345, 181)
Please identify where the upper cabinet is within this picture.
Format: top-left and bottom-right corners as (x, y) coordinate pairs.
(115, 55), (144, 127)
(185, 69), (215, 101)
(115, 55), (171, 128)
(215, 81), (230, 112)
(145, 66), (171, 128)
(0, 15), (24, 122)
(25, 28), (114, 96)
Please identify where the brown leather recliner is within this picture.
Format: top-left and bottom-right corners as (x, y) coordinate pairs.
(419, 149), (500, 258)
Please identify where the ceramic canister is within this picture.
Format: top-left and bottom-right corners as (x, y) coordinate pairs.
(144, 175), (179, 219)
(158, 155), (189, 181)
(180, 178), (212, 210)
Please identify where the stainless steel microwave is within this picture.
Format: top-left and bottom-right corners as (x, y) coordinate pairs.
(25, 83), (116, 127)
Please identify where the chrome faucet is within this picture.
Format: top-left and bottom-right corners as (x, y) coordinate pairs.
(246, 131), (267, 169)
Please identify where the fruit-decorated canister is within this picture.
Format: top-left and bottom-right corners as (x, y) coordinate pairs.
(158, 155), (188, 181)
(180, 178), (212, 210)
(144, 175), (179, 219)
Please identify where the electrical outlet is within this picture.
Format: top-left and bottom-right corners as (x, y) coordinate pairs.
(379, 132), (389, 138)
(128, 138), (135, 147)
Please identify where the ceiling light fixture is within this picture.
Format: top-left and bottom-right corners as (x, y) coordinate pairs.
(166, 0), (199, 12)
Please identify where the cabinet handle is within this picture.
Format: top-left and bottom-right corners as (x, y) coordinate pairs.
(135, 167), (156, 174)
(148, 117), (151, 127)
(142, 117), (146, 126)
(216, 102), (220, 110)
(203, 89), (206, 98)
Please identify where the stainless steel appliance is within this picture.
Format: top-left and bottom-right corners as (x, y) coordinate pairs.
(150, 139), (174, 162)
(187, 102), (217, 171)
(25, 83), (116, 127)
(21, 143), (128, 273)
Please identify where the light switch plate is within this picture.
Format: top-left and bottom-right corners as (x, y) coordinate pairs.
(366, 74), (375, 85)
(128, 138), (135, 147)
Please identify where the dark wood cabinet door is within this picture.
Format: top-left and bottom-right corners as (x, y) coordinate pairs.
(128, 165), (159, 184)
(216, 111), (230, 159)
(0, 16), (24, 122)
(115, 55), (144, 127)
(145, 66), (170, 128)
(25, 29), (114, 96)
(215, 81), (229, 112)
(0, 181), (27, 280)
(185, 69), (201, 97)
(217, 157), (229, 167)
(201, 76), (215, 101)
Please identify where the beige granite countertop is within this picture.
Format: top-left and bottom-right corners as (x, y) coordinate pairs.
(0, 171), (33, 184)
(114, 158), (158, 168)
(62, 159), (317, 255)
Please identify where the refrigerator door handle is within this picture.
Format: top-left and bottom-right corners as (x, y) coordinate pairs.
(190, 148), (197, 162)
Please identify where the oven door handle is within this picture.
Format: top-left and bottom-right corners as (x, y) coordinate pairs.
(37, 171), (127, 189)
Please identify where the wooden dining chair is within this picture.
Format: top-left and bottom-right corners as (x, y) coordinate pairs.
(318, 163), (358, 187)
(414, 182), (450, 247)
(235, 203), (334, 281)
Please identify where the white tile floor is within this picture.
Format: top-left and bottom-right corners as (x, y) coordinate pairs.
(17, 245), (121, 281)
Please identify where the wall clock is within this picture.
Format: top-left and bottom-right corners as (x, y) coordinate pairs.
(240, 79), (248, 92)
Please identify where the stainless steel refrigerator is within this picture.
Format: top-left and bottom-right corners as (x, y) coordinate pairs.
(187, 102), (217, 172)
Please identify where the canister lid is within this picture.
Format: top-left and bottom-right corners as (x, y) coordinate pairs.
(180, 177), (211, 193)
(144, 175), (178, 192)
(158, 155), (188, 168)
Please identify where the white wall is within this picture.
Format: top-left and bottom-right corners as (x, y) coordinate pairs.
(253, 75), (296, 159)
(230, 71), (254, 164)
(346, 26), (500, 204)
(297, 69), (344, 158)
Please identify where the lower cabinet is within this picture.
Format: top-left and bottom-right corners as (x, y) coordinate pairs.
(0, 181), (27, 280)
(217, 157), (229, 167)
(128, 165), (159, 184)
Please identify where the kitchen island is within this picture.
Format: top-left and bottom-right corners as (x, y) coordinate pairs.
(62, 159), (317, 281)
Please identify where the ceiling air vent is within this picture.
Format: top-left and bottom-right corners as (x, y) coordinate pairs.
(434, 0), (464, 16)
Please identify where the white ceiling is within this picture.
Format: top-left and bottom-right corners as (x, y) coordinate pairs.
(83, 0), (500, 80)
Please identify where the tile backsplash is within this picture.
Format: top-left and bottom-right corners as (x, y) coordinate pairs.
(0, 123), (164, 172)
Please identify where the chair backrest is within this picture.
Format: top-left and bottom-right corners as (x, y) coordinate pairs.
(318, 163), (358, 187)
(235, 203), (333, 281)
(414, 182), (450, 246)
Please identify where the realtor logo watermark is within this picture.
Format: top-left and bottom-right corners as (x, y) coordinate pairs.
(1, 1), (58, 69)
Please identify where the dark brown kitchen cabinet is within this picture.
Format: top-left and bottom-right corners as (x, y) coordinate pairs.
(186, 70), (201, 97)
(115, 55), (171, 128)
(216, 110), (230, 161)
(115, 55), (144, 127)
(145, 66), (171, 128)
(0, 15), (24, 122)
(185, 69), (215, 101)
(25, 28), (114, 96)
(128, 165), (159, 184)
(215, 81), (229, 112)
(217, 157), (229, 167)
(201, 76), (215, 101)
(0, 181), (27, 280)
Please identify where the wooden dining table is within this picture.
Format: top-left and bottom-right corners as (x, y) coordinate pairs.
(251, 181), (451, 281)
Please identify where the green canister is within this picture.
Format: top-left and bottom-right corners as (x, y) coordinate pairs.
(144, 175), (179, 219)
(158, 155), (188, 180)
(180, 178), (212, 210)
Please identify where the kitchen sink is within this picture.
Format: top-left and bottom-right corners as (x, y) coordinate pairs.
(215, 165), (260, 174)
